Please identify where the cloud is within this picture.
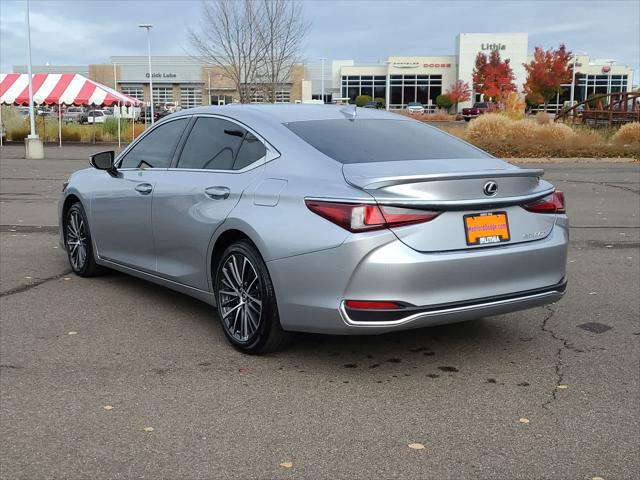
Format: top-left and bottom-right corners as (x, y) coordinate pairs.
(1, 0), (638, 79)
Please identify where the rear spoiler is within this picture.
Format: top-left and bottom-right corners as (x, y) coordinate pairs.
(345, 168), (545, 190)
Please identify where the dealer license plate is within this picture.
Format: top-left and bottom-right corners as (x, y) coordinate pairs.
(464, 212), (510, 246)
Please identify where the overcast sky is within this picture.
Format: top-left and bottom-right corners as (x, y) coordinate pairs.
(1, 0), (639, 79)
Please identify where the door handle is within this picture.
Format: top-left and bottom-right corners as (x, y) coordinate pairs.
(204, 186), (230, 200)
(134, 183), (153, 195)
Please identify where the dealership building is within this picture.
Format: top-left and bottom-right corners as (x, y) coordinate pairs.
(13, 33), (635, 111)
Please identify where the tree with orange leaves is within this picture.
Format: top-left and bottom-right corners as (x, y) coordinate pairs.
(472, 50), (516, 102)
(445, 80), (471, 112)
(523, 44), (573, 109)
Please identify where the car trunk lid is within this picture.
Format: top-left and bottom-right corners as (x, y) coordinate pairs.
(342, 159), (557, 252)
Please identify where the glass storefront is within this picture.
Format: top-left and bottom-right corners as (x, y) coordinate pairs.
(534, 74), (629, 112)
(341, 75), (387, 103)
(389, 75), (442, 108)
(120, 86), (144, 102)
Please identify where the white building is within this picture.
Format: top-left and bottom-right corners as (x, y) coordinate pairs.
(320, 33), (635, 111)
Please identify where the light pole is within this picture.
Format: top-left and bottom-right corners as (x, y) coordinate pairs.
(569, 56), (578, 105)
(384, 60), (391, 110)
(319, 57), (326, 103)
(24, 0), (43, 158)
(138, 24), (154, 125)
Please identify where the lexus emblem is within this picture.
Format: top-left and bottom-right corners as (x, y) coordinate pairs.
(483, 181), (498, 196)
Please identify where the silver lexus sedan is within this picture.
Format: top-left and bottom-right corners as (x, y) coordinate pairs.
(59, 105), (568, 353)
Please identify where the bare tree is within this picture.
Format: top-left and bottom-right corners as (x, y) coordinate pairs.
(189, 0), (265, 103)
(253, 0), (310, 103)
(190, 0), (309, 104)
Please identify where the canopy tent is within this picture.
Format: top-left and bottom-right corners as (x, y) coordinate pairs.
(0, 73), (142, 107)
(0, 73), (143, 147)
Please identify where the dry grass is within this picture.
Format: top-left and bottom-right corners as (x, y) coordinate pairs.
(465, 114), (513, 142)
(396, 111), (456, 122)
(612, 122), (640, 147)
(445, 113), (640, 159)
(534, 112), (553, 125)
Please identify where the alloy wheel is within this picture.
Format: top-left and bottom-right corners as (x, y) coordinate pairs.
(218, 254), (263, 342)
(66, 209), (88, 271)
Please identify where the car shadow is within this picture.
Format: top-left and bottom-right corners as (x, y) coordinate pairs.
(97, 270), (535, 370)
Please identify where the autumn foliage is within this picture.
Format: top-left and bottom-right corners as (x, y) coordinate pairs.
(445, 80), (471, 105)
(523, 44), (573, 106)
(472, 50), (516, 102)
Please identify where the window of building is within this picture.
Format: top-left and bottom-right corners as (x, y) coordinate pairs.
(340, 75), (387, 103)
(177, 117), (246, 170)
(120, 86), (144, 101)
(120, 118), (188, 169)
(152, 86), (173, 106)
(180, 87), (202, 109)
(387, 74), (442, 108)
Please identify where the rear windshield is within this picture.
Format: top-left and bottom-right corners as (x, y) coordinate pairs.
(285, 119), (490, 163)
(474, 102), (488, 108)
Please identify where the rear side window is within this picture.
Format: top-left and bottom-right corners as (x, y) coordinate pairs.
(234, 132), (266, 170)
(286, 119), (490, 164)
(177, 117), (265, 171)
(120, 118), (188, 169)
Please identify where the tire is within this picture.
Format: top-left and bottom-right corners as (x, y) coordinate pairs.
(214, 240), (291, 354)
(64, 202), (104, 277)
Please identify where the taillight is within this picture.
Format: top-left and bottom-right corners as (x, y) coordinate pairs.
(522, 191), (566, 214)
(305, 200), (440, 232)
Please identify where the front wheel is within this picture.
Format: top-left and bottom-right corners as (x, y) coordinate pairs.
(214, 240), (290, 354)
(64, 202), (104, 277)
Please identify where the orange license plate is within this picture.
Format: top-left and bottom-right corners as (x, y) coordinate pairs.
(464, 212), (510, 246)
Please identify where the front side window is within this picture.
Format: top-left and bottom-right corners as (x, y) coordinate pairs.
(178, 117), (261, 170)
(120, 118), (188, 169)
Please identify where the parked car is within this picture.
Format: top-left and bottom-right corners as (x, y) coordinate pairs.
(364, 100), (383, 109)
(63, 107), (86, 123)
(59, 105), (568, 353)
(138, 106), (171, 123)
(84, 110), (108, 124)
(405, 102), (425, 114)
(462, 102), (496, 121)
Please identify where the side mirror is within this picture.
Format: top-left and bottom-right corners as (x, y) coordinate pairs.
(90, 151), (117, 176)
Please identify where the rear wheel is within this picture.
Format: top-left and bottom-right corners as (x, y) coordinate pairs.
(214, 240), (290, 354)
(64, 202), (104, 277)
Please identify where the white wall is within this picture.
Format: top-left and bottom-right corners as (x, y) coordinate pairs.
(456, 33), (528, 109)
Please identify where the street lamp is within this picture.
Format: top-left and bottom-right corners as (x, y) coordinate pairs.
(24, 0), (43, 158)
(384, 60), (391, 111)
(138, 24), (154, 125)
(319, 57), (327, 104)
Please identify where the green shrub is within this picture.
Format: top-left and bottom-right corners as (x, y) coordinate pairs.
(355, 95), (372, 107)
(436, 94), (453, 110)
(102, 117), (119, 137)
(373, 97), (385, 106)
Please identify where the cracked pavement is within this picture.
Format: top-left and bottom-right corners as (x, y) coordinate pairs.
(1, 145), (638, 479)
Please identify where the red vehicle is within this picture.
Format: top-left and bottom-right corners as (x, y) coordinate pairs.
(462, 102), (496, 121)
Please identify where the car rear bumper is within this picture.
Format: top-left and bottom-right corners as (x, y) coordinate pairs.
(268, 219), (569, 334)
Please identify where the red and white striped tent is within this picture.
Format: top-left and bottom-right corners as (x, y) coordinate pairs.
(0, 73), (143, 107)
(0, 73), (143, 147)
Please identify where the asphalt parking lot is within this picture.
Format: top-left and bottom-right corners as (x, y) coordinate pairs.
(1, 144), (638, 480)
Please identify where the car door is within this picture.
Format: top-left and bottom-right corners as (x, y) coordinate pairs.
(90, 117), (189, 272)
(152, 115), (270, 290)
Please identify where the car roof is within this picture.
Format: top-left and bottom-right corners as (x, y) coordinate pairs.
(170, 104), (404, 125)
